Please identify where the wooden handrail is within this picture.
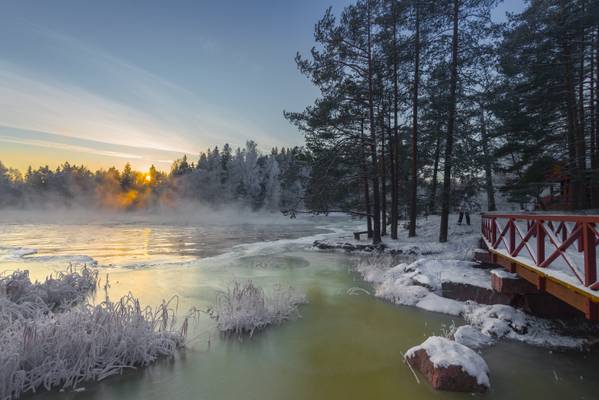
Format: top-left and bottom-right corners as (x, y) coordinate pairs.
(481, 213), (598, 289)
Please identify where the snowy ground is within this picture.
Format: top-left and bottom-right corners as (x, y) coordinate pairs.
(315, 214), (481, 259)
(316, 213), (595, 351)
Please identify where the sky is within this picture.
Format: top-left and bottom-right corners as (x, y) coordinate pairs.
(0, 0), (526, 172)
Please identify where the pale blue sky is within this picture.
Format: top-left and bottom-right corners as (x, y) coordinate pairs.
(0, 0), (525, 171)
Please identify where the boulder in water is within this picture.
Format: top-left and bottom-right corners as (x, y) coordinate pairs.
(405, 336), (490, 393)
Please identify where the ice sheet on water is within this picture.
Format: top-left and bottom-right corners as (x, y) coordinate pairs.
(2, 247), (38, 260)
(27, 254), (98, 266)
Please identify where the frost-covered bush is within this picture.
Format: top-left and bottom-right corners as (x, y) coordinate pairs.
(208, 281), (306, 336)
(0, 268), (191, 400)
(0, 267), (98, 309)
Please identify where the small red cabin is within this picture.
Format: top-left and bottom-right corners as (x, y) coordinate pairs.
(538, 163), (595, 211)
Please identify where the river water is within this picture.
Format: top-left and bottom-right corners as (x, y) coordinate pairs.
(1, 212), (598, 400)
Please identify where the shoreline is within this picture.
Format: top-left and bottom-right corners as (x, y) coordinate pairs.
(311, 214), (599, 352)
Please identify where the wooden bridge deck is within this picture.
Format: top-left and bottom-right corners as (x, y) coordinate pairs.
(481, 213), (599, 320)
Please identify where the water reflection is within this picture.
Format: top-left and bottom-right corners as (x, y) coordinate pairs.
(2, 220), (599, 400)
(0, 222), (328, 269)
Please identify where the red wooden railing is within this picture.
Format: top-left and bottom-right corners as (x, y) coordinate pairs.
(481, 213), (599, 290)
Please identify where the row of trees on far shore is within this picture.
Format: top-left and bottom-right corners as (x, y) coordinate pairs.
(0, 142), (309, 211)
(286, 0), (599, 244)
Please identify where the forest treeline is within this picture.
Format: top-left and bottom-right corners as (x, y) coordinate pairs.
(0, 142), (308, 211)
(285, 0), (599, 243)
(1, 1), (598, 246)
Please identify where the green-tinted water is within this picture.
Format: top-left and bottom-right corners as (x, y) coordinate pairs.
(1, 218), (598, 400)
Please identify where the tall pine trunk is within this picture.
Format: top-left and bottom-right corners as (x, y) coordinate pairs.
(590, 28), (597, 207)
(577, 21), (588, 208)
(596, 26), (599, 166)
(429, 130), (442, 213)
(380, 108), (387, 236)
(409, 2), (421, 237)
(439, 0), (459, 243)
(591, 31), (597, 171)
(390, 0), (400, 240)
(560, 0), (581, 210)
(361, 119), (373, 238)
(480, 103), (496, 211)
(389, 105), (398, 239)
(367, 2), (382, 244)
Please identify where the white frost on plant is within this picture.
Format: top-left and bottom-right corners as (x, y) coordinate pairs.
(0, 268), (191, 400)
(208, 281), (307, 336)
(0, 267), (98, 309)
(405, 336), (490, 387)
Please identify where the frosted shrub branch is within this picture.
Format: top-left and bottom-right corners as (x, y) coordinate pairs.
(208, 281), (307, 337)
(0, 267), (192, 400)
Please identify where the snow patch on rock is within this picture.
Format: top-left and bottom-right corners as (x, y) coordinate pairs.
(405, 336), (490, 387)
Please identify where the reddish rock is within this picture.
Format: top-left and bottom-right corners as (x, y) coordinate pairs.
(405, 337), (490, 393)
(473, 249), (492, 264)
(491, 269), (538, 295)
(442, 282), (516, 305)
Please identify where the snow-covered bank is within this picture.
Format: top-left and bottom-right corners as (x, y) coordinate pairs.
(0, 268), (191, 399)
(314, 214), (594, 350)
(355, 256), (588, 349)
(313, 214), (480, 259)
(207, 281), (306, 336)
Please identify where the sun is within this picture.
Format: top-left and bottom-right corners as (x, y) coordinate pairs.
(144, 174), (152, 183)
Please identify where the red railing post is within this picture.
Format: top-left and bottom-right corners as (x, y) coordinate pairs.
(509, 218), (516, 255)
(492, 217), (497, 248)
(583, 223), (597, 287)
(482, 216), (486, 240)
(536, 220), (545, 266)
(577, 222), (584, 252)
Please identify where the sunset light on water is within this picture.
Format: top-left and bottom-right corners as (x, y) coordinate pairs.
(1, 1), (598, 399)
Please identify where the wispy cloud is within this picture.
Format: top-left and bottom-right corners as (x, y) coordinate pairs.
(0, 25), (274, 158)
(0, 135), (143, 160)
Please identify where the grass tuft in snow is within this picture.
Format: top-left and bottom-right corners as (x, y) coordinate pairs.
(208, 281), (307, 336)
(0, 268), (192, 400)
